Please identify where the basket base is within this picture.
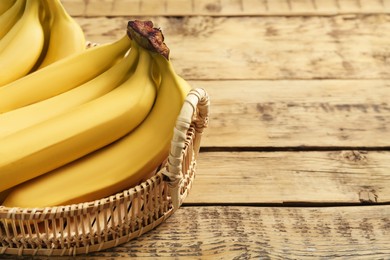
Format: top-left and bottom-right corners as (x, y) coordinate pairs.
(1, 207), (174, 256)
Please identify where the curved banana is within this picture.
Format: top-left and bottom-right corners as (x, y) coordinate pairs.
(37, 0), (85, 69)
(0, 0), (16, 15)
(0, 0), (26, 40)
(3, 27), (191, 207)
(0, 0), (45, 86)
(0, 35), (131, 114)
(0, 47), (138, 139)
(0, 44), (158, 195)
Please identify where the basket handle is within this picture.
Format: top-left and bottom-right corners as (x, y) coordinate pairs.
(164, 88), (209, 210)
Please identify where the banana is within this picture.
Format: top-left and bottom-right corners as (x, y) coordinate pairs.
(0, 0), (16, 15)
(37, 0), (85, 69)
(0, 43), (158, 194)
(0, 0), (45, 86)
(0, 35), (131, 114)
(0, 47), (138, 139)
(0, 0), (26, 40)
(2, 21), (191, 207)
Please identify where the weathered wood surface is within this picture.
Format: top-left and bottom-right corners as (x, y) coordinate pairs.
(3, 2), (389, 259)
(186, 151), (390, 204)
(192, 79), (390, 147)
(77, 16), (390, 147)
(76, 15), (390, 80)
(68, 13), (389, 259)
(91, 206), (390, 259)
(5, 206), (386, 259)
(62, 0), (390, 16)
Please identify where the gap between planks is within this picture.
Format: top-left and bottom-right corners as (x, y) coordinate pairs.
(182, 202), (390, 207)
(200, 146), (390, 152)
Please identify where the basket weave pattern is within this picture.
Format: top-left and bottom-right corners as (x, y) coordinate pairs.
(0, 88), (209, 256)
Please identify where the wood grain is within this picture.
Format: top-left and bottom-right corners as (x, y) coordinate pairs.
(75, 15), (390, 80)
(62, 0), (390, 16)
(1, 2), (385, 259)
(186, 151), (390, 204)
(12, 206), (384, 259)
(192, 79), (390, 147)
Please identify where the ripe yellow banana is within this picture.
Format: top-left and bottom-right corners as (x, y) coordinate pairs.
(2, 22), (191, 207)
(0, 0), (26, 40)
(0, 43), (158, 194)
(0, 0), (44, 86)
(37, 0), (85, 69)
(0, 35), (131, 114)
(0, 0), (16, 15)
(0, 47), (138, 139)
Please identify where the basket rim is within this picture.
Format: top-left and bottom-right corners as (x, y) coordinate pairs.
(0, 169), (165, 219)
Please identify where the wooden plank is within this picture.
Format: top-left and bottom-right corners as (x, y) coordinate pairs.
(4, 206), (387, 258)
(193, 80), (390, 147)
(75, 15), (390, 80)
(34, 206), (388, 258)
(2, 205), (388, 258)
(61, 0), (390, 16)
(186, 151), (390, 204)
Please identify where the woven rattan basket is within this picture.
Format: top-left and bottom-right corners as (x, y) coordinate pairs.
(0, 88), (209, 256)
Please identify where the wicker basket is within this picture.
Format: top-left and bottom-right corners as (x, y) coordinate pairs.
(0, 88), (209, 256)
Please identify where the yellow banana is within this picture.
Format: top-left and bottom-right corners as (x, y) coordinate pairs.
(0, 0), (44, 86)
(0, 35), (131, 113)
(0, 0), (26, 40)
(37, 0), (85, 69)
(3, 21), (191, 207)
(0, 0), (16, 15)
(0, 43), (158, 194)
(0, 47), (138, 139)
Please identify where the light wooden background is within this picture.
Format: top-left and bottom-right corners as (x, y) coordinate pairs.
(16, 0), (390, 258)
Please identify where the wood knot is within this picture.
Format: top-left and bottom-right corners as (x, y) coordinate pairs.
(205, 3), (222, 12)
(359, 189), (378, 204)
(340, 150), (367, 163)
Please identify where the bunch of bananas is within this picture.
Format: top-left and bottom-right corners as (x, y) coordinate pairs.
(0, 4), (192, 207)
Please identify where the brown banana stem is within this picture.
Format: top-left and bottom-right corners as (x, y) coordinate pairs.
(127, 20), (170, 60)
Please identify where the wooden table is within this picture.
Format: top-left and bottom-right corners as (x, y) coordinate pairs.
(21, 0), (390, 258)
